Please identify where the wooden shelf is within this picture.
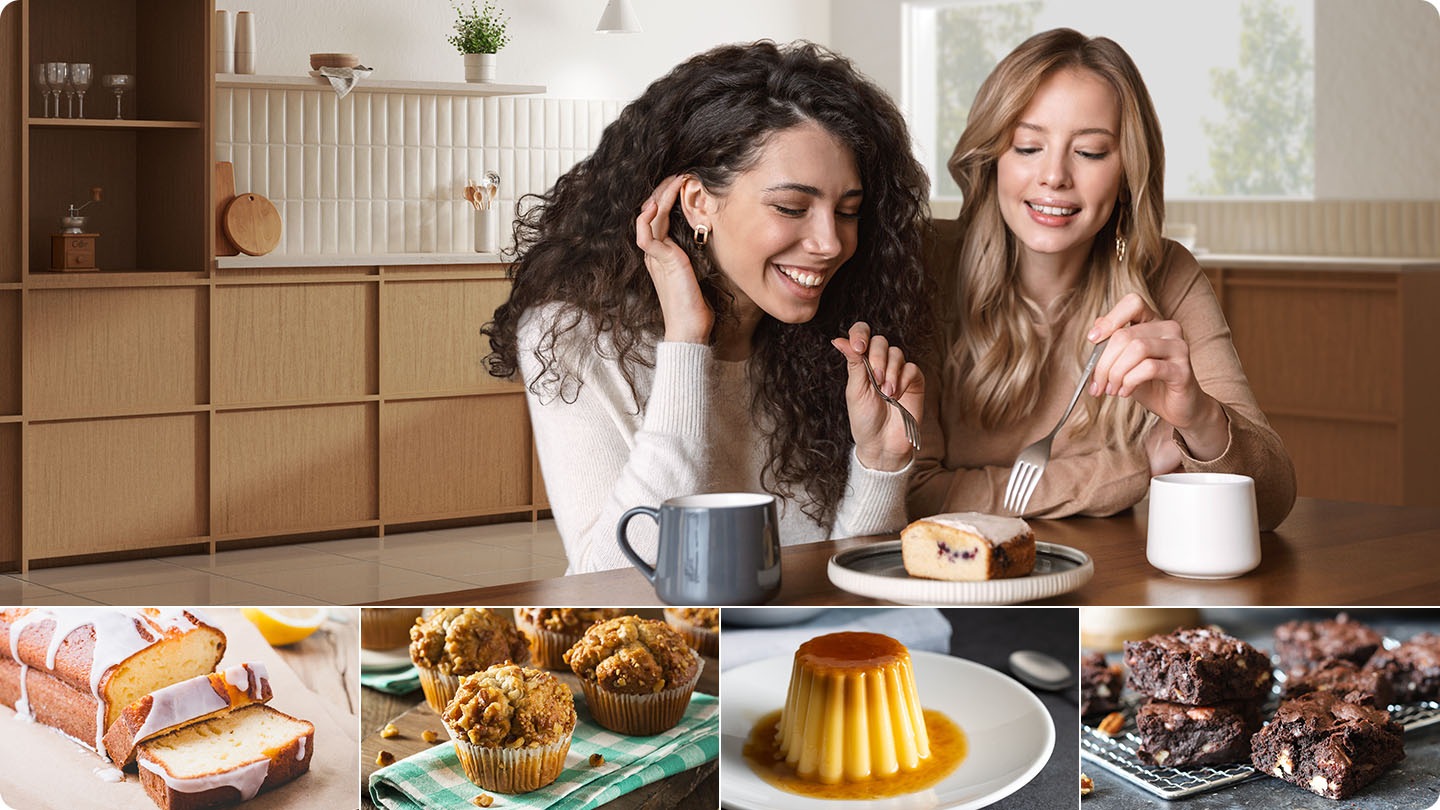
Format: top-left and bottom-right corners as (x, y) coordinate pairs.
(28, 118), (205, 130)
(216, 73), (546, 97)
(26, 270), (209, 287)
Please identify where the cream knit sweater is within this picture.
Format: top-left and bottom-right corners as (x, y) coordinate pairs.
(518, 304), (911, 573)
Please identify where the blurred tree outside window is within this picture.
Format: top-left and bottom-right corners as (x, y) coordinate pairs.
(908, 0), (1315, 199)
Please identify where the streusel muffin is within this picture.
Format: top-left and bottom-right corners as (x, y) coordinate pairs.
(409, 608), (530, 713)
(564, 615), (702, 735)
(442, 664), (577, 793)
(513, 608), (628, 669)
(662, 607), (720, 657)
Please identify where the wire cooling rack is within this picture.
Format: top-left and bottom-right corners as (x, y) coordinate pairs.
(1081, 697), (1440, 801)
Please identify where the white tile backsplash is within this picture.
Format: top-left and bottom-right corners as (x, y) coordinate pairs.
(217, 86), (619, 255)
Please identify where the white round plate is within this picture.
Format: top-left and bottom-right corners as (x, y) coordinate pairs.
(360, 646), (413, 672)
(828, 541), (1093, 605)
(721, 650), (1054, 810)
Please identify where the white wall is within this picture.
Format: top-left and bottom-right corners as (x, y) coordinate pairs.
(1315, 0), (1440, 199)
(215, 0), (829, 100)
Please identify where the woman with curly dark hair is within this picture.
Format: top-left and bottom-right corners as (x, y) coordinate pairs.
(483, 41), (932, 573)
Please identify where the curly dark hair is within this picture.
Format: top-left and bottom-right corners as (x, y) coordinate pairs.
(483, 40), (931, 525)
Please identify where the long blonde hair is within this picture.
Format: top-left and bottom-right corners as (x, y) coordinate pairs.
(943, 28), (1166, 446)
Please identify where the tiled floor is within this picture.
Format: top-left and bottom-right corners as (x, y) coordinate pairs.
(0, 520), (568, 606)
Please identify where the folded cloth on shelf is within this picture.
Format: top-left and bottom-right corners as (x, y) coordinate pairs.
(721, 607), (952, 670)
(361, 665), (421, 695)
(318, 66), (373, 98)
(369, 693), (717, 810)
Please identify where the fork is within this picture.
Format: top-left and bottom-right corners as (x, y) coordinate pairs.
(1002, 338), (1110, 515)
(860, 353), (920, 452)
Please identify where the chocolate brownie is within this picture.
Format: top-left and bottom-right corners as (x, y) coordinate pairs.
(1135, 698), (1263, 768)
(1124, 627), (1273, 704)
(1273, 613), (1383, 678)
(1080, 651), (1124, 718)
(1283, 659), (1394, 708)
(1250, 691), (1405, 799)
(1365, 632), (1440, 703)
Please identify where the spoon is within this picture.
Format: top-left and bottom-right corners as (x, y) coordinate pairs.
(1008, 649), (1077, 701)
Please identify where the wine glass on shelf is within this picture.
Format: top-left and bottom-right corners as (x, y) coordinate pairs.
(103, 74), (133, 120)
(70, 64), (92, 119)
(33, 64), (51, 118)
(45, 63), (67, 119)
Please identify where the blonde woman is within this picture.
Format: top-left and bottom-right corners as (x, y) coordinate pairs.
(910, 28), (1295, 530)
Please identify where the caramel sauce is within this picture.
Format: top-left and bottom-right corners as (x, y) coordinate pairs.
(795, 632), (908, 674)
(743, 708), (966, 799)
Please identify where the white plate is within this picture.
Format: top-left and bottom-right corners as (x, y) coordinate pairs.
(360, 646), (414, 672)
(828, 541), (1094, 605)
(721, 650), (1055, 810)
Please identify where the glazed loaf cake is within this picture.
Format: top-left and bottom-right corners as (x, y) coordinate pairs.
(0, 609), (227, 754)
(137, 704), (315, 810)
(104, 663), (273, 767)
(901, 512), (1036, 581)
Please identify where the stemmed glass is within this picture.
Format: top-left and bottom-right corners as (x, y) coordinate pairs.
(103, 74), (133, 120)
(70, 64), (92, 119)
(33, 64), (51, 118)
(45, 63), (67, 119)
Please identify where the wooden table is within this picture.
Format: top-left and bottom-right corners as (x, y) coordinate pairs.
(360, 610), (718, 810)
(369, 497), (1440, 607)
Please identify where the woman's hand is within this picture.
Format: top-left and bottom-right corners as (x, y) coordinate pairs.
(1088, 293), (1229, 461)
(635, 175), (712, 344)
(831, 322), (924, 471)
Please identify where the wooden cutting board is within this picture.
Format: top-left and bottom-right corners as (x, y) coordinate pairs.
(214, 161), (239, 256)
(223, 192), (282, 256)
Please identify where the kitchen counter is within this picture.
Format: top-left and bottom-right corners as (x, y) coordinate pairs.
(215, 251), (507, 269)
(1195, 253), (1440, 272)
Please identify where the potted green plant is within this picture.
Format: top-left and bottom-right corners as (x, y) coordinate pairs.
(449, 1), (511, 83)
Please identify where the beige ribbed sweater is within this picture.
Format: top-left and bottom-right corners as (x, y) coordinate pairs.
(909, 223), (1297, 531)
(519, 303), (910, 573)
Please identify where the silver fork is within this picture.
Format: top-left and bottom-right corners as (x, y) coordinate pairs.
(1003, 338), (1110, 515)
(860, 353), (920, 452)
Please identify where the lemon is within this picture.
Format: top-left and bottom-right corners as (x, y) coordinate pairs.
(241, 607), (326, 646)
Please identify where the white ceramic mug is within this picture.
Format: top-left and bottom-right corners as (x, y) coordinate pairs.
(1146, 473), (1260, 579)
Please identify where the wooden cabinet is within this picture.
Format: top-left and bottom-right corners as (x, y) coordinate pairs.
(1205, 263), (1440, 507)
(0, 1), (546, 571)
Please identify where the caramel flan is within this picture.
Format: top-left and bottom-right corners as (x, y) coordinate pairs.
(775, 632), (930, 784)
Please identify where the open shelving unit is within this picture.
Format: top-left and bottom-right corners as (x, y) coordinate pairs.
(0, 1), (550, 573)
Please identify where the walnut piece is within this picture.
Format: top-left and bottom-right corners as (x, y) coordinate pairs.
(1096, 712), (1125, 737)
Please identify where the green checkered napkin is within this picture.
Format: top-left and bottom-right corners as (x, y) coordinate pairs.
(369, 693), (718, 810)
(362, 665), (421, 695)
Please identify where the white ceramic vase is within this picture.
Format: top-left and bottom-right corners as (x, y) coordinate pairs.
(464, 53), (496, 83)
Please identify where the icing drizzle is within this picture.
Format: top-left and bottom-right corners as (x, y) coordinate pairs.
(4, 608), (206, 754)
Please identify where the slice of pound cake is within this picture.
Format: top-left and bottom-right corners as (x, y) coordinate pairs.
(104, 663), (273, 767)
(137, 703), (314, 810)
(901, 512), (1036, 581)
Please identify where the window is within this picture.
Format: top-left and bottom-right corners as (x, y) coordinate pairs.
(906, 0), (1315, 199)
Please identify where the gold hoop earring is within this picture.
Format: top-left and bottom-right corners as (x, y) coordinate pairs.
(694, 224), (709, 247)
(1115, 234), (1127, 264)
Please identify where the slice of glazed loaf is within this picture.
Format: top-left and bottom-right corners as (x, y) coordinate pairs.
(0, 608), (227, 754)
(137, 704), (315, 810)
(105, 663), (273, 767)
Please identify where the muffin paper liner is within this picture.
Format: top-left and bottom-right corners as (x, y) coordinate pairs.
(448, 730), (572, 793)
(416, 666), (462, 714)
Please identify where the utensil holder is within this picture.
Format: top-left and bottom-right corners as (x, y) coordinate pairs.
(474, 208), (496, 254)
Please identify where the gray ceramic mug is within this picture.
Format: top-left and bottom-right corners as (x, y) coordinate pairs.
(616, 492), (781, 605)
